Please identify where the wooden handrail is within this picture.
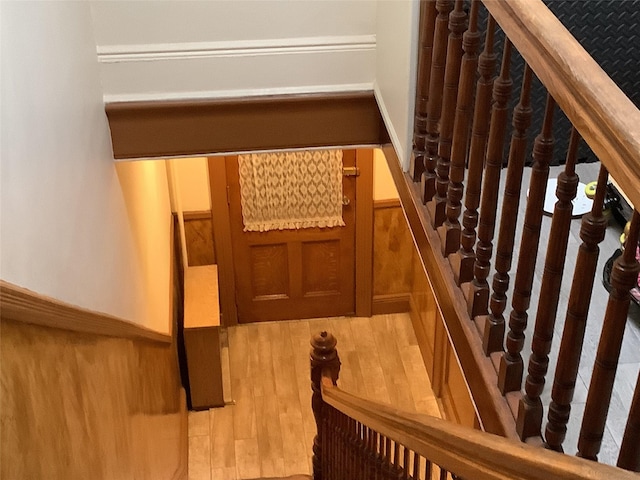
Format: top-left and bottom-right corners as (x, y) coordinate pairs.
(0, 280), (171, 344)
(482, 0), (640, 210)
(320, 374), (636, 480)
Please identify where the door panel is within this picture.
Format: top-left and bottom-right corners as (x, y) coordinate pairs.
(227, 150), (356, 323)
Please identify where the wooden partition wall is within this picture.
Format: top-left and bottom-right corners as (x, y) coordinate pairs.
(0, 282), (187, 479)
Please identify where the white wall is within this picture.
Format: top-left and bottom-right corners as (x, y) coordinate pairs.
(374, 149), (400, 201)
(90, 0), (378, 102)
(0, 1), (167, 333)
(172, 158), (210, 212)
(116, 161), (173, 332)
(374, 0), (420, 170)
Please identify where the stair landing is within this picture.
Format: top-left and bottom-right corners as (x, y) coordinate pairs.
(188, 314), (442, 480)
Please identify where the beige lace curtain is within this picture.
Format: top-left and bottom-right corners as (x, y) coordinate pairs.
(237, 149), (345, 232)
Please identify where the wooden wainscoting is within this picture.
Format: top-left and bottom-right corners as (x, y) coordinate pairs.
(372, 194), (478, 432)
(0, 242), (187, 479)
(407, 246), (480, 429)
(183, 210), (216, 267)
(0, 317), (187, 480)
(372, 199), (413, 315)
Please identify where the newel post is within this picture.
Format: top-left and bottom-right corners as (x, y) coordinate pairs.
(310, 331), (341, 480)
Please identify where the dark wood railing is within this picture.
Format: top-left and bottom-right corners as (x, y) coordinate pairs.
(393, 0), (640, 472)
(310, 331), (638, 480)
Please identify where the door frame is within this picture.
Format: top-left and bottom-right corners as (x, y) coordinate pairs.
(209, 149), (374, 326)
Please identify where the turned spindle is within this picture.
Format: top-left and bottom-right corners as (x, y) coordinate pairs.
(449, 14), (497, 285)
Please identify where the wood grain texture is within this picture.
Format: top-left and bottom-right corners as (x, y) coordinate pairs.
(183, 211), (216, 266)
(372, 294), (411, 315)
(184, 326), (224, 409)
(450, 15), (497, 285)
(421, 0), (453, 204)
(409, 249), (439, 381)
(410, 0), (438, 182)
(373, 202), (414, 297)
(106, 92), (385, 160)
(193, 314), (439, 479)
(226, 152), (357, 323)
(321, 376), (638, 480)
(184, 265), (220, 328)
(383, 144), (517, 439)
(355, 149), (375, 317)
(427, 0), (467, 229)
(481, 0), (640, 210)
(208, 156), (238, 326)
(0, 318), (186, 479)
(0, 280), (171, 344)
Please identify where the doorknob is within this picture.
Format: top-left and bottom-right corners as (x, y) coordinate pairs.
(342, 196), (350, 206)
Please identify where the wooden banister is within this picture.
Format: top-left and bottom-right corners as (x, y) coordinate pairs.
(401, 0), (640, 469)
(318, 370), (637, 480)
(0, 280), (171, 344)
(481, 0), (640, 210)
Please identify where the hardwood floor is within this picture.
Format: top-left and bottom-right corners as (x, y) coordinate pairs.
(187, 314), (441, 480)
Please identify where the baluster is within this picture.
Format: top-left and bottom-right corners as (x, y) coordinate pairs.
(439, 467), (448, 480)
(412, 452), (421, 480)
(483, 65), (534, 356)
(439, 0), (481, 255)
(331, 409), (338, 480)
(450, 15), (498, 285)
(358, 422), (366, 480)
(344, 417), (351, 480)
(403, 446), (410, 479)
(427, 0), (467, 227)
(498, 95), (556, 393)
(370, 428), (379, 478)
(335, 410), (347, 479)
(311, 331), (341, 480)
(351, 419), (359, 479)
(340, 414), (346, 479)
(618, 369), (640, 471)
(321, 408), (329, 477)
(544, 165), (609, 450)
(362, 425), (368, 480)
(382, 435), (392, 480)
(517, 127), (581, 440)
(410, 0), (438, 182)
(425, 458), (433, 480)
(393, 441), (403, 479)
(578, 211), (640, 460)
(331, 410), (337, 480)
(374, 431), (383, 480)
(463, 38), (513, 319)
(421, 0), (454, 204)
(364, 427), (372, 478)
(362, 426), (369, 479)
(325, 408), (332, 480)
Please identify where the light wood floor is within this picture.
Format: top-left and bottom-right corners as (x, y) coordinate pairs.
(187, 314), (441, 480)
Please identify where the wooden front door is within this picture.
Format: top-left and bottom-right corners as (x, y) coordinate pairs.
(225, 150), (358, 323)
